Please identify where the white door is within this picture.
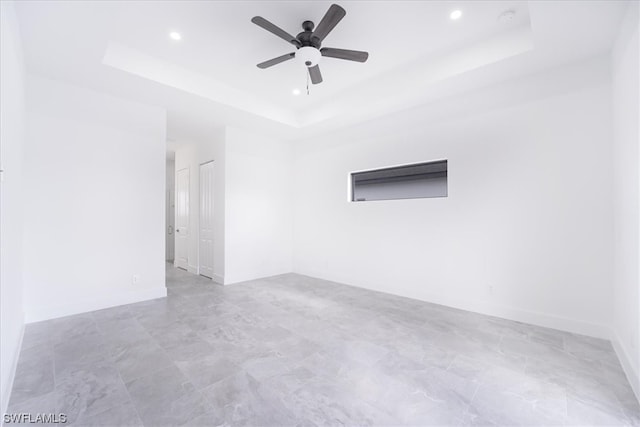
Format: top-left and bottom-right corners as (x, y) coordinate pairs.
(199, 161), (215, 279)
(175, 168), (189, 270)
(165, 189), (175, 261)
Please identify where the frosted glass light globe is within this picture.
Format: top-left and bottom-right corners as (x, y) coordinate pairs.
(296, 46), (321, 67)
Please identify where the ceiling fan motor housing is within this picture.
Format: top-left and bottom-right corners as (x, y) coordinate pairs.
(296, 46), (321, 67)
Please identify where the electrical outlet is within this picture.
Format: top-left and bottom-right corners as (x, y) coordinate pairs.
(132, 274), (140, 285)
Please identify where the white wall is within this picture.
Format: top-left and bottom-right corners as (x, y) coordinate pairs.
(611, 1), (640, 399)
(22, 75), (167, 322)
(174, 130), (225, 282)
(293, 57), (614, 338)
(224, 127), (293, 284)
(0, 0), (26, 415)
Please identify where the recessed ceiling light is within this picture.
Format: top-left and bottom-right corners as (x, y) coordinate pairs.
(292, 89), (301, 96)
(450, 10), (462, 20)
(169, 31), (182, 41)
(498, 10), (516, 24)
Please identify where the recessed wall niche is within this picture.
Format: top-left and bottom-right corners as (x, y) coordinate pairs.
(350, 160), (448, 202)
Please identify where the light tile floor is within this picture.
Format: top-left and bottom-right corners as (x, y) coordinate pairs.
(7, 264), (640, 426)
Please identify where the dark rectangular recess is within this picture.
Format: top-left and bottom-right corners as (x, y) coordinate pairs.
(351, 160), (447, 202)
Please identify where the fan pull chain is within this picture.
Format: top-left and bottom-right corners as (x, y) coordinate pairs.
(306, 70), (310, 95)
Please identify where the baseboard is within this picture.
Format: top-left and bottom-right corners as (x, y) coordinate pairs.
(293, 268), (611, 339)
(611, 329), (640, 403)
(461, 301), (611, 339)
(187, 264), (198, 275)
(212, 273), (224, 285)
(224, 269), (295, 287)
(24, 287), (167, 324)
(1, 321), (25, 422)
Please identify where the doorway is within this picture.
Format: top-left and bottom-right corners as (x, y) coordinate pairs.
(175, 167), (189, 270)
(199, 161), (214, 278)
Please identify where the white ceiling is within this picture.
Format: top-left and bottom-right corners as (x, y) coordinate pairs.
(14, 1), (629, 143)
(108, 1), (531, 108)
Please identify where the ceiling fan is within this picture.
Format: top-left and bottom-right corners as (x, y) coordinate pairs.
(251, 4), (369, 85)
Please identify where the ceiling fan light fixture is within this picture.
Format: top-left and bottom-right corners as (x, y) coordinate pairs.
(252, 4), (368, 86)
(296, 46), (321, 67)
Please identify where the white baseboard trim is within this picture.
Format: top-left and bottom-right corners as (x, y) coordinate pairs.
(224, 270), (295, 287)
(461, 301), (611, 339)
(293, 268), (611, 339)
(212, 273), (224, 285)
(187, 265), (198, 275)
(611, 329), (640, 403)
(1, 321), (25, 422)
(24, 287), (167, 324)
